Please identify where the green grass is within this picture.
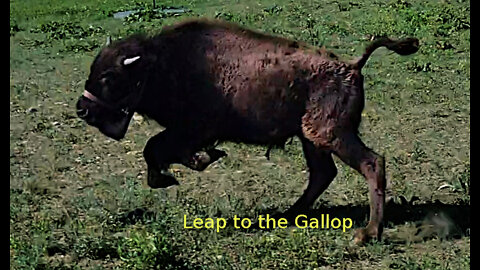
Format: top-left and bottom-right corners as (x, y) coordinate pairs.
(10, 0), (469, 269)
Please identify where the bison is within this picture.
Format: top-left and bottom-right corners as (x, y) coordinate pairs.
(76, 18), (419, 243)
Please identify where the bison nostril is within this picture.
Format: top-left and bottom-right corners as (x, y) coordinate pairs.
(77, 108), (89, 118)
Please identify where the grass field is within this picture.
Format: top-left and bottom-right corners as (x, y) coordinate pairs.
(10, 0), (470, 269)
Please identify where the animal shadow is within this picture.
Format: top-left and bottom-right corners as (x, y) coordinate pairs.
(253, 198), (470, 242)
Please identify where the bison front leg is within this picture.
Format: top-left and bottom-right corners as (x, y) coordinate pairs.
(330, 133), (386, 244)
(143, 131), (182, 188)
(143, 130), (225, 188)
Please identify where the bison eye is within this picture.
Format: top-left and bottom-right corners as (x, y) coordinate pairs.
(98, 70), (118, 88)
(100, 77), (108, 85)
(100, 70), (116, 80)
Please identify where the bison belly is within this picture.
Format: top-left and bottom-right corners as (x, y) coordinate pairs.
(222, 75), (307, 144)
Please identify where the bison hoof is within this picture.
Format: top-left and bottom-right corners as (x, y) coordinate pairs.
(353, 225), (381, 245)
(186, 149), (227, 171)
(147, 167), (179, 188)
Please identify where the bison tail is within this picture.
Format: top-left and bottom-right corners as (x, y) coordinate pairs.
(352, 37), (419, 70)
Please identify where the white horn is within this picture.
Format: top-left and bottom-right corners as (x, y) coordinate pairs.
(106, 36), (112, 46)
(123, 56), (141, 66)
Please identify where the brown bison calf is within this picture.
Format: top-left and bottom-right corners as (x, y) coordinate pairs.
(76, 19), (419, 243)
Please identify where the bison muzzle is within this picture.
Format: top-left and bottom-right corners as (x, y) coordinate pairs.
(76, 18), (419, 243)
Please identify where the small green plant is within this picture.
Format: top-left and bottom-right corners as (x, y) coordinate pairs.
(124, 6), (191, 24)
(408, 62), (435, 72)
(62, 39), (99, 52)
(263, 4), (283, 15)
(411, 141), (428, 161)
(389, 0), (412, 9)
(73, 236), (119, 260)
(451, 164), (470, 195)
(124, 8), (166, 23)
(31, 21), (103, 41)
(433, 5), (470, 36)
(337, 1), (361, 12)
(214, 11), (235, 22)
(117, 227), (179, 270)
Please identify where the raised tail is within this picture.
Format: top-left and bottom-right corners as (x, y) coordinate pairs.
(352, 37), (419, 70)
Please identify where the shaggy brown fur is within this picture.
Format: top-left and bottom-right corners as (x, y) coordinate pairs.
(76, 18), (419, 243)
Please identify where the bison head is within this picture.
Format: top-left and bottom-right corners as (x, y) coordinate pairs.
(76, 36), (153, 140)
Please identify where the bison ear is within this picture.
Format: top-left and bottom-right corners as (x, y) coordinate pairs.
(123, 56), (141, 66)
